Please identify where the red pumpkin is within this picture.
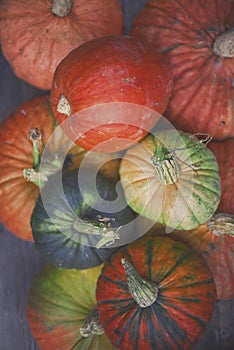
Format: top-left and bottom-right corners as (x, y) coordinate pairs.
(50, 34), (173, 152)
(131, 0), (234, 140)
(0, 0), (123, 90)
(147, 213), (234, 300)
(96, 235), (216, 350)
(0, 95), (120, 241)
(208, 138), (234, 215)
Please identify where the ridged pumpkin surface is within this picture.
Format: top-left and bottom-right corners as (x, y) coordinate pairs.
(0, 0), (123, 90)
(96, 235), (216, 350)
(208, 138), (234, 215)
(147, 213), (234, 300)
(131, 0), (234, 140)
(27, 264), (116, 350)
(119, 129), (221, 230)
(0, 95), (57, 240)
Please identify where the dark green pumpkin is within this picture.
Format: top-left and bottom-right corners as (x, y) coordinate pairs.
(96, 235), (216, 350)
(31, 167), (136, 269)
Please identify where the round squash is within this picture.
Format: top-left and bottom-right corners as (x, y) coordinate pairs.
(119, 128), (221, 230)
(0, 95), (120, 241)
(27, 263), (115, 350)
(96, 235), (216, 350)
(0, 0), (123, 90)
(208, 138), (234, 215)
(147, 213), (234, 300)
(50, 35), (173, 152)
(30, 167), (136, 269)
(131, 0), (234, 140)
(0, 95), (84, 240)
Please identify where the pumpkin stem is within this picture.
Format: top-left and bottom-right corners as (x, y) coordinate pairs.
(30, 128), (42, 169)
(57, 94), (71, 116)
(52, 0), (73, 17)
(73, 217), (120, 249)
(151, 142), (178, 184)
(79, 307), (104, 337)
(208, 213), (234, 237)
(23, 129), (64, 187)
(213, 28), (234, 58)
(121, 258), (158, 308)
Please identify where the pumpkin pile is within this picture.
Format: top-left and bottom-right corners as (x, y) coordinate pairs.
(0, 0), (233, 349)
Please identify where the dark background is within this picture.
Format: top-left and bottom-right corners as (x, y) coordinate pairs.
(0, 0), (233, 349)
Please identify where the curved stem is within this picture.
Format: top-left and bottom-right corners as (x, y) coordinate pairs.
(52, 0), (73, 17)
(23, 129), (64, 188)
(213, 28), (234, 58)
(121, 258), (158, 308)
(80, 307), (104, 337)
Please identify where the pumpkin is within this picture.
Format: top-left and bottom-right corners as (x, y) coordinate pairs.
(131, 0), (234, 140)
(208, 138), (234, 215)
(27, 263), (116, 350)
(0, 0), (123, 90)
(50, 34), (173, 152)
(0, 95), (120, 241)
(119, 128), (221, 230)
(30, 167), (136, 269)
(147, 213), (234, 301)
(96, 235), (216, 350)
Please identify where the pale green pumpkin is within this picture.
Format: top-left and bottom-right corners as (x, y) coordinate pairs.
(119, 129), (221, 230)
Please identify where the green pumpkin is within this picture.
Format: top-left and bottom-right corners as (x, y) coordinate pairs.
(27, 264), (116, 350)
(119, 129), (221, 230)
(31, 167), (136, 269)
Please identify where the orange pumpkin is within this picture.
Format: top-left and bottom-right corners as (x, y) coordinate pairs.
(146, 213), (234, 300)
(208, 138), (234, 215)
(0, 0), (123, 90)
(0, 95), (120, 241)
(131, 0), (234, 140)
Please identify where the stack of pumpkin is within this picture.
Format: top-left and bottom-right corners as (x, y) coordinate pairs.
(0, 0), (233, 349)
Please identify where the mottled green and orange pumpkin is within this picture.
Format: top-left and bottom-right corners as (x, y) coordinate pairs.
(27, 263), (116, 350)
(96, 235), (216, 350)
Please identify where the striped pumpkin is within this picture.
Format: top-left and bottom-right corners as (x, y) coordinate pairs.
(119, 129), (221, 230)
(96, 235), (216, 350)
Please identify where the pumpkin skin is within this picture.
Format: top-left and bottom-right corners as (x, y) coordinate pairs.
(27, 263), (116, 350)
(131, 0), (234, 140)
(31, 167), (136, 269)
(119, 129), (221, 230)
(208, 138), (234, 215)
(50, 34), (173, 152)
(96, 235), (216, 350)
(147, 213), (234, 301)
(0, 0), (123, 90)
(0, 95), (120, 241)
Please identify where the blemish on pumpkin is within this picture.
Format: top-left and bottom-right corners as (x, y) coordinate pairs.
(21, 109), (27, 115)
